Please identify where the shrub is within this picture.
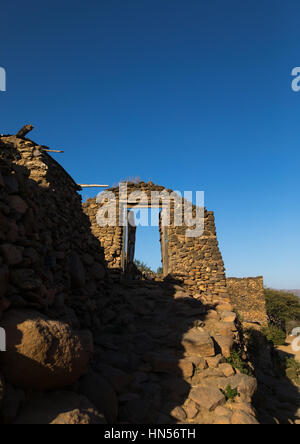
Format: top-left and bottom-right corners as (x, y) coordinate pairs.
(226, 350), (252, 376)
(222, 385), (239, 402)
(134, 259), (153, 273)
(263, 325), (286, 346)
(264, 289), (300, 331)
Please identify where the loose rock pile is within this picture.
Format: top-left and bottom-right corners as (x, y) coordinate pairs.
(93, 279), (259, 424)
(227, 277), (268, 328)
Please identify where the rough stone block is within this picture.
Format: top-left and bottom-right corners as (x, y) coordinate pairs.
(181, 329), (215, 357)
(190, 386), (226, 411)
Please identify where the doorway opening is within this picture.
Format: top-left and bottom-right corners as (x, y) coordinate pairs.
(122, 207), (168, 279)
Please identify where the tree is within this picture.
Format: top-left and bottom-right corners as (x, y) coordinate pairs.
(263, 325), (286, 346)
(264, 288), (300, 331)
(134, 259), (153, 274)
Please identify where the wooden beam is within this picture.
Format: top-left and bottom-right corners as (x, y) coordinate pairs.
(16, 124), (34, 138)
(41, 148), (64, 153)
(78, 184), (109, 188)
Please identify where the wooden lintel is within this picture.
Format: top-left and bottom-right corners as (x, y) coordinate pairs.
(78, 184), (109, 188)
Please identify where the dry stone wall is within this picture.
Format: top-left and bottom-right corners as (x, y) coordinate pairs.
(0, 134), (110, 328)
(0, 133), (116, 423)
(226, 277), (268, 327)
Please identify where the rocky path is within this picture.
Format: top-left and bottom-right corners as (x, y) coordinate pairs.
(277, 336), (300, 363)
(92, 279), (258, 424)
(255, 372), (300, 424)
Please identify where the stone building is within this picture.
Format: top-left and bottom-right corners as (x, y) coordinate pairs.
(83, 181), (227, 304)
(83, 183), (269, 324)
(226, 277), (268, 327)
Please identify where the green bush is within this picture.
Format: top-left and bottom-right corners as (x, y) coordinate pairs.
(264, 289), (300, 331)
(222, 385), (239, 402)
(263, 325), (286, 346)
(134, 259), (153, 273)
(226, 350), (252, 376)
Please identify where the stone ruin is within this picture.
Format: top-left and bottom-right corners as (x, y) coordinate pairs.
(83, 182), (227, 304)
(0, 127), (298, 425)
(227, 277), (268, 328)
(83, 184), (268, 324)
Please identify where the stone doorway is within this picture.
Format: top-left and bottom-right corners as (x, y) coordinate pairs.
(122, 206), (169, 279)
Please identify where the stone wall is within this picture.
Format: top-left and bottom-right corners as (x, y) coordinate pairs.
(226, 277), (268, 327)
(0, 134), (110, 330)
(83, 182), (228, 304)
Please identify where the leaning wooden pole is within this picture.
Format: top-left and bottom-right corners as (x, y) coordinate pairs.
(16, 124), (34, 138)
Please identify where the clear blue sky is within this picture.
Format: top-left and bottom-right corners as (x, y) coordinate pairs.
(0, 0), (299, 289)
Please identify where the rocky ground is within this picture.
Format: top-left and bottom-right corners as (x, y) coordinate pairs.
(254, 366), (300, 424)
(1, 277), (260, 424)
(90, 278), (258, 425)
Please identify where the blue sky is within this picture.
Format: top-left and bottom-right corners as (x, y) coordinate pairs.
(0, 0), (299, 288)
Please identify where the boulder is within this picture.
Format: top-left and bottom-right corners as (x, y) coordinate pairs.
(217, 374), (257, 403)
(14, 391), (106, 424)
(79, 372), (118, 423)
(214, 416), (232, 425)
(218, 363), (235, 377)
(181, 329), (215, 357)
(0, 244), (23, 265)
(0, 309), (92, 390)
(230, 401), (257, 417)
(150, 354), (194, 378)
(231, 411), (259, 425)
(10, 269), (42, 291)
(206, 355), (224, 369)
(226, 374), (257, 403)
(8, 195), (28, 215)
(214, 335), (234, 358)
(169, 405), (187, 421)
(190, 386), (226, 411)
(184, 400), (199, 419)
